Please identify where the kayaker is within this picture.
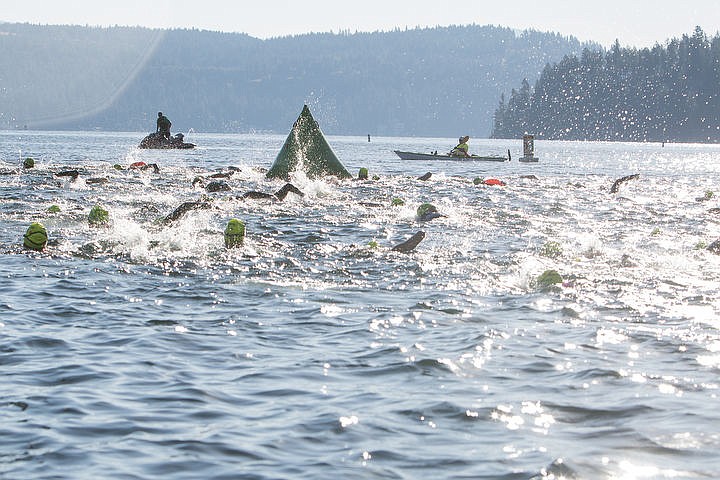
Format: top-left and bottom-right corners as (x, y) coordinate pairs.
(450, 136), (470, 157)
(156, 112), (172, 140)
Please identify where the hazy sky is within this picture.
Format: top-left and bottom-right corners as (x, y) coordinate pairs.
(2, 0), (719, 48)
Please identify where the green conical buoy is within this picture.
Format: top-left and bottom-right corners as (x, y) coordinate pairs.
(266, 105), (351, 180)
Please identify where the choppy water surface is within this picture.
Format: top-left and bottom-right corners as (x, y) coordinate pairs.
(1, 130), (720, 479)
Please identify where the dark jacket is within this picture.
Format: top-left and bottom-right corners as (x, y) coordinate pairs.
(157, 115), (172, 134)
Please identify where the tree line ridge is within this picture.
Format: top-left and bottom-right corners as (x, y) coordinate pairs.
(3, 22), (716, 142)
(492, 26), (720, 143)
(0, 23), (586, 136)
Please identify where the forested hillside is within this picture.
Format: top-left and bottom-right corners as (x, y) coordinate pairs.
(0, 23), (588, 136)
(492, 27), (720, 142)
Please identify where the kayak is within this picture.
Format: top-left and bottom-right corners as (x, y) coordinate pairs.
(394, 150), (509, 162)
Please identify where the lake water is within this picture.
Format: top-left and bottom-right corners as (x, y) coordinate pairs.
(1, 130), (720, 479)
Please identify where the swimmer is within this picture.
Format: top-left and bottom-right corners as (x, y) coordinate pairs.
(162, 201), (212, 224)
(392, 231), (425, 253)
(610, 174), (639, 193)
(239, 183), (304, 201)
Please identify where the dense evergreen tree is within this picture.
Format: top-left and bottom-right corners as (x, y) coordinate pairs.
(492, 27), (720, 143)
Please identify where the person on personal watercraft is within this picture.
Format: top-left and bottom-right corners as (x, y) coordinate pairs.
(156, 112), (172, 140)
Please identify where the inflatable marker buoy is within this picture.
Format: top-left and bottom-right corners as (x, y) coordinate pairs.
(266, 104), (351, 180)
(224, 218), (245, 248)
(88, 205), (109, 226)
(23, 222), (48, 251)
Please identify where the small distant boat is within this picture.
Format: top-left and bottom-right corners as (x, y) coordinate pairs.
(519, 134), (539, 163)
(394, 150), (510, 162)
(139, 132), (195, 149)
(518, 155), (539, 163)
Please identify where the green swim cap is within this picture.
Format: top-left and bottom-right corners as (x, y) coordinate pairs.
(88, 205), (109, 226)
(224, 218), (245, 248)
(536, 269), (563, 288)
(391, 197), (405, 206)
(23, 222), (48, 251)
(23, 157), (35, 169)
(416, 203), (438, 218)
(358, 167), (369, 180)
(47, 205), (61, 213)
(540, 241), (563, 258)
(473, 177), (483, 185)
